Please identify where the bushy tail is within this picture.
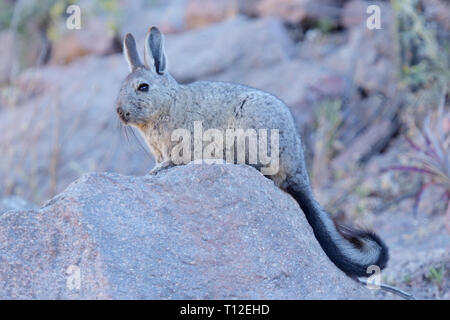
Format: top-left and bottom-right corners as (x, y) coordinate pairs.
(287, 185), (389, 278)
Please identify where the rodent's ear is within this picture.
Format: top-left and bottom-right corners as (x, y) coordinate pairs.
(123, 33), (144, 72)
(144, 27), (167, 75)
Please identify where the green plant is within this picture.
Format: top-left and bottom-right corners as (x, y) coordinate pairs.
(383, 103), (449, 214)
(0, 0), (14, 30)
(392, 0), (449, 90)
(317, 18), (336, 34)
(426, 267), (445, 287)
(315, 99), (343, 154)
(403, 274), (412, 284)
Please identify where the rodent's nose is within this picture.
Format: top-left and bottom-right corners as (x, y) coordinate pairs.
(116, 106), (131, 122)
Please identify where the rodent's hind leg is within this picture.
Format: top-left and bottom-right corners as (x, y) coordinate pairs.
(149, 160), (175, 175)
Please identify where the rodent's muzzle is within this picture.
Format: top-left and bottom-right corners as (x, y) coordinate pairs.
(116, 105), (130, 123)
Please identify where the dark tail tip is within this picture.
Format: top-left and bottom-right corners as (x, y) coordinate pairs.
(336, 224), (389, 277)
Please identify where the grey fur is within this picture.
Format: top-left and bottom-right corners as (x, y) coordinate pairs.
(145, 27), (167, 74)
(115, 27), (388, 278)
(123, 33), (144, 72)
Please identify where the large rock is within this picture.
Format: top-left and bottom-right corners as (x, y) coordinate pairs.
(120, 0), (188, 38)
(325, 2), (395, 96)
(165, 16), (296, 82)
(184, 0), (238, 30)
(239, 0), (347, 24)
(0, 164), (372, 299)
(51, 19), (118, 65)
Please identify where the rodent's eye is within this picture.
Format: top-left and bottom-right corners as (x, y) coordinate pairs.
(137, 83), (149, 92)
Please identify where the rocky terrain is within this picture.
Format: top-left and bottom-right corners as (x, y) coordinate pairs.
(0, 164), (374, 299)
(0, 0), (448, 299)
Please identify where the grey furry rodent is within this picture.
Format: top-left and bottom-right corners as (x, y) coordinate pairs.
(115, 27), (388, 278)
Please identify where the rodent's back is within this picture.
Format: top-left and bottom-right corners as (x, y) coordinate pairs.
(179, 81), (299, 132)
(176, 80), (305, 188)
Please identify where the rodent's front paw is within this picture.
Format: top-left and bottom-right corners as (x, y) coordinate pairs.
(149, 161), (174, 175)
(148, 167), (163, 175)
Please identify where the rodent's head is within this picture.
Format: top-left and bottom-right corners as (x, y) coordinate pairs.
(116, 27), (177, 128)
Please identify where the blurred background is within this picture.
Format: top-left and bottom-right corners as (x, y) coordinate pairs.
(0, 0), (448, 298)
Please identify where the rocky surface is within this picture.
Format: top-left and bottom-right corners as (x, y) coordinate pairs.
(50, 19), (118, 65)
(240, 0), (347, 24)
(184, 0), (237, 30)
(165, 16), (296, 83)
(0, 163), (372, 299)
(372, 199), (450, 300)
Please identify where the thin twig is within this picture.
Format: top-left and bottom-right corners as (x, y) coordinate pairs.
(358, 278), (416, 300)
